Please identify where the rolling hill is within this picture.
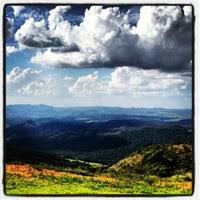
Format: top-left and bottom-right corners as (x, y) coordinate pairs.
(109, 144), (192, 177)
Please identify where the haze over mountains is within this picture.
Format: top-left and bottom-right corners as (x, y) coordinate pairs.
(6, 104), (192, 124)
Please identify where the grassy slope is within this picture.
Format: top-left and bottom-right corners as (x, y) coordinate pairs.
(5, 144), (193, 195)
(6, 172), (192, 195)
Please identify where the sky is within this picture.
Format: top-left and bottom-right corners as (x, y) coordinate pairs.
(5, 4), (193, 108)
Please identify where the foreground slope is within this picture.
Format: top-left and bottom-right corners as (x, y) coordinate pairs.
(5, 143), (193, 195)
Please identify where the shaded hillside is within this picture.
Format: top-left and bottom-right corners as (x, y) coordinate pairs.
(109, 144), (192, 177)
(6, 125), (192, 164)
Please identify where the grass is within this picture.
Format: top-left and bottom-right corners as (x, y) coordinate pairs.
(5, 170), (192, 195)
(5, 144), (193, 195)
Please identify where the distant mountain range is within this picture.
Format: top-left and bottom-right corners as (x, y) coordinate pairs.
(5, 104), (193, 164)
(6, 104), (192, 125)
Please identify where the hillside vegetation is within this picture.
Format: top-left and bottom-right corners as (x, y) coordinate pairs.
(5, 143), (193, 195)
(109, 144), (192, 177)
(5, 105), (193, 195)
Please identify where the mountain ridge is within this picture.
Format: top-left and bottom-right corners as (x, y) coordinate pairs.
(6, 104), (192, 110)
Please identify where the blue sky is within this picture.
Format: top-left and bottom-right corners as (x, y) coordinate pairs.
(5, 5), (192, 108)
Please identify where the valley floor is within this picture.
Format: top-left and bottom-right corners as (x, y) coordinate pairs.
(5, 164), (192, 195)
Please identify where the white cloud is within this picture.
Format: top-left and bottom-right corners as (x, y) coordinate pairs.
(6, 45), (20, 55)
(68, 67), (190, 97)
(134, 6), (192, 71)
(136, 6), (182, 41)
(30, 6), (139, 68)
(19, 77), (55, 96)
(19, 82), (47, 95)
(7, 67), (56, 96)
(7, 67), (41, 84)
(15, 18), (64, 48)
(27, 6), (192, 72)
(13, 5), (192, 72)
(108, 67), (190, 95)
(30, 50), (85, 67)
(6, 66), (190, 100)
(183, 6), (192, 22)
(15, 6), (75, 49)
(12, 6), (25, 17)
(68, 72), (103, 95)
(48, 6), (71, 31)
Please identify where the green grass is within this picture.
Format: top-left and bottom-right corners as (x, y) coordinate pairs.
(5, 172), (192, 195)
(5, 143), (193, 195)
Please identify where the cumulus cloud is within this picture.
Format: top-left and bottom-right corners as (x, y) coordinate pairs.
(135, 6), (192, 72)
(19, 82), (47, 95)
(6, 66), (190, 99)
(6, 45), (20, 55)
(12, 6), (25, 17)
(48, 6), (71, 31)
(15, 5), (192, 72)
(136, 6), (182, 41)
(108, 67), (190, 95)
(69, 67), (191, 96)
(7, 67), (56, 96)
(19, 74), (56, 96)
(7, 67), (41, 84)
(30, 6), (139, 67)
(15, 18), (64, 48)
(15, 6), (78, 51)
(68, 72), (103, 95)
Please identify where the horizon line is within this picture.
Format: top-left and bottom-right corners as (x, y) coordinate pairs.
(6, 103), (192, 110)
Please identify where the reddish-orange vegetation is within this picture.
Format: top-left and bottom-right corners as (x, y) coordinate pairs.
(6, 164), (40, 178)
(6, 164), (116, 183)
(177, 182), (192, 190)
(157, 179), (192, 190)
